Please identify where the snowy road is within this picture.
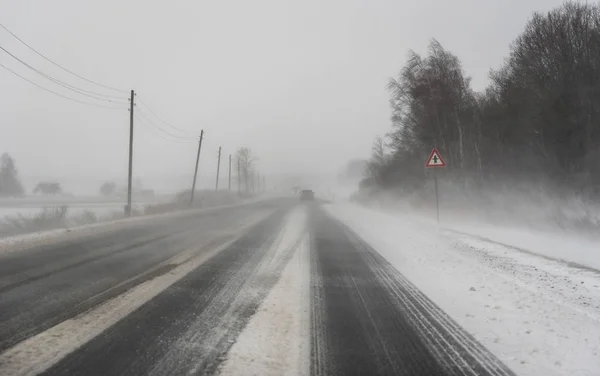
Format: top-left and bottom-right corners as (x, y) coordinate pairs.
(0, 199), (516, 375)
(308, 207), (513, 376)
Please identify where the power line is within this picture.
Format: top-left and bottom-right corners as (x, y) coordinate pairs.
(0, 61), (126, 110)
(135, 108), (196, 140)
(135, 116), (197, 144)
(134, 113), (197, 143)
(0, 23), (128, 93)
(135, 95), (198, 135)
(0, 45), (127, 103)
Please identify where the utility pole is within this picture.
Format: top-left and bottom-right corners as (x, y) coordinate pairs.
(237, 157), (241, 195)
(228, 154), (232, 190)
(257, 171), (260, 192)
(126, 89), (134, 217)
(215, 146), (222, 191)
(190, 130), (204, 205)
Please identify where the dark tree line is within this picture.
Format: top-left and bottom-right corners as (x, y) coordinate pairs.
(365, 2), (600, 197)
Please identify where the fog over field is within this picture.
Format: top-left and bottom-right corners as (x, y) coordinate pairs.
(1, 0), (598, 236)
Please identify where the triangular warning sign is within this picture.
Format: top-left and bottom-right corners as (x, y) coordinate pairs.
(425, 148), (446, 167)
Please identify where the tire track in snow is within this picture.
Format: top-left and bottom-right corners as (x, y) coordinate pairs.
(308, 205), (515, 376)
(355, 232), (514, 376)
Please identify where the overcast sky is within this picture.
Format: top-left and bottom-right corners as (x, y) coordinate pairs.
(1, 0), (564, 192)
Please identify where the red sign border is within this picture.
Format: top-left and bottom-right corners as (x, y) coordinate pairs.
(425, 148), (446, 168)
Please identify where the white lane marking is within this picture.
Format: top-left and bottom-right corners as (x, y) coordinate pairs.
(218, 209), (310, 376)
(0, 211), (273, 376)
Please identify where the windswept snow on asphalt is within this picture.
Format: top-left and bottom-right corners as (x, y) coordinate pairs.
(326, 203), (600, 376)
(218, 207), (310, 376)
(218, 235), (310, 376)
(0, 212), (272, 376)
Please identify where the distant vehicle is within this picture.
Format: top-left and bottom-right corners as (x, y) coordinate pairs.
(299, 189), (315, 201)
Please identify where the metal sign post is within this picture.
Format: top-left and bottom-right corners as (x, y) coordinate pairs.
(425, 148), (446, 224)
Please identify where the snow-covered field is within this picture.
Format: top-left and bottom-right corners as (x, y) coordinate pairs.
(0, 195), (280, 254)
(443, 222), (600, 271)
(0, 197), (158, 226)
(0, 204), (129, 219)
(326, 203), (600, 376)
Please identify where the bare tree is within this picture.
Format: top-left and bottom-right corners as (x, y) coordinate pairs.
(367, 1), (600, 198)
(236, 147), (256, 195)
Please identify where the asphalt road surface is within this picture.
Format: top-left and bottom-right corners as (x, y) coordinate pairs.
(0, 198), (515, 376)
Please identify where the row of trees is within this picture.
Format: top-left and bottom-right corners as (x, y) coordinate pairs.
(1, 153), (68, 196)
(0, 148), (259, 198)
(0, 153), (139, 197)
(364, 2), (600, 197)
(1, 152), (107, 197)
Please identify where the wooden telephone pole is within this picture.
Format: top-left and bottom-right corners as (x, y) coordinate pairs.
(237, 157), (241, 195)
(190, 130), (204, 205)
(215, 146), (222, 191)
(228, 154), (232, 190)
(126, 89), (134, 217)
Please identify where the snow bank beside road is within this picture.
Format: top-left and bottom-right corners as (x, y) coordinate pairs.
(360, 194), (600, 271)
(326, 203), (600, 376)
(443, 222), (600, 271)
